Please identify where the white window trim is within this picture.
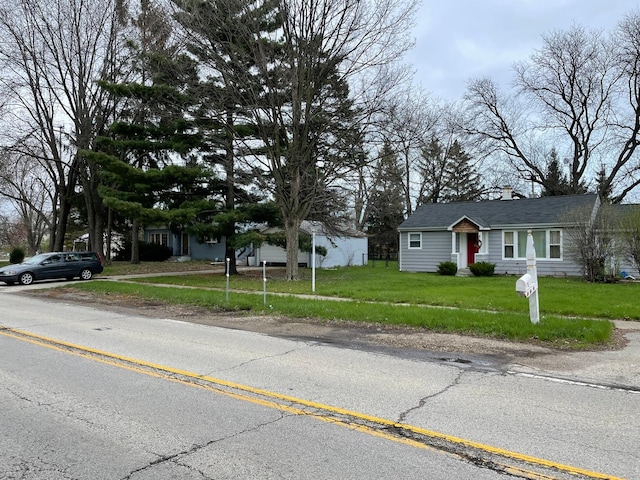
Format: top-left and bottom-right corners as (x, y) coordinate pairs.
(549, 229), (562, 259)
(503, 231), (515, 259)
(502, 229), (563, 261)
(477, 231), (488, 254)
(408, 232), (422, 250)
(151, 232), (169, 247)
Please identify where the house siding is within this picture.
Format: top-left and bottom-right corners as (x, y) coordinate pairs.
(399, 229), (587, 276)
(486, 230), (584, 277)
(189, 240), (226, 261)
(399, 231), (451, 272)
(317, 236), (368, 268)
(144, 228), (226, 260)
(256, 243), (307, 266)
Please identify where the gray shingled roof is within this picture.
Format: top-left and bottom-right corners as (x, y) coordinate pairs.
(398, 194), (599, 230)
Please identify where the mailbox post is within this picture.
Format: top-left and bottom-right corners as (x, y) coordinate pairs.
(515, 230), (540, 324)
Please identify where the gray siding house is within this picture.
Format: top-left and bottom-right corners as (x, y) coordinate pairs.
(144, 227), (226, 261)
(398, 192), (604, 277)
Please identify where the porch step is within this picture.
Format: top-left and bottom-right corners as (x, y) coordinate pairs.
(456, 268), (471, 277)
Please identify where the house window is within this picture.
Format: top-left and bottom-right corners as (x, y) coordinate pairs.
(549, 230), (561, 258)
(408, 232), (422, 249)
(503, 230), (562, 260)
(150, 233), (168, 246)
(517, 230), (546, 258)
(504, 232), (514, 258)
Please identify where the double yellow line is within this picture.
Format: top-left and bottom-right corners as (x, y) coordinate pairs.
(0, 325), (624, 480)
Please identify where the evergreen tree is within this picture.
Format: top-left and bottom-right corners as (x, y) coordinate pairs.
(174, 0), (281, 274)
(541, 149), (572, 196)
(595, 165), (614, 202)
(417, 137), (448, 204)
(365, 143), (405, 259)
(441, 141), (484, 202)
(84, 3), (213, 263)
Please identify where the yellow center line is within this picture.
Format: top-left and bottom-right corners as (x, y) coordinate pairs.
(0, 325), (624, 480)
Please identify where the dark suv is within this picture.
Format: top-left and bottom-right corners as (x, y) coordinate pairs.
(0, 251), (104, 285)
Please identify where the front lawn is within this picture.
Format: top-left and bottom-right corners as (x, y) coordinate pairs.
(72, 280), (613, 349)
(117, 265), (640, 320)
(59, 263), (633, 349)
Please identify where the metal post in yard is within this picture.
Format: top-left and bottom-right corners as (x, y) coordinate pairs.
(312, 230), (316, 293)
(263, 261), (267, 307)
(225, 257), (230, 303)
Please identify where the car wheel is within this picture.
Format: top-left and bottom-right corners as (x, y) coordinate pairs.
(79, 268), (93, 280)
(19, 272), (34, 285)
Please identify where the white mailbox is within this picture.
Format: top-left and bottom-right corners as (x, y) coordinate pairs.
(516, 273), (537, 298)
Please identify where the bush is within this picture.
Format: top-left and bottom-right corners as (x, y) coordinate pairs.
(437, 261), (458, 276)
(9, 247), (25, 264)
(469, 261), (495, 277)
(114, 240), (172, 262)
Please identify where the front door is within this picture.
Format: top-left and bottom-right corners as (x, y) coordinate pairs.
(467, 232), (479, 266)
(181, 233), (189, 256)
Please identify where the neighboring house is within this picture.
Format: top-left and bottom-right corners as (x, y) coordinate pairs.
(252, 221), (368, 268)
(397, 189), (636, 277)
(144, 221), (368, 267)
(144, 227), (226, 261)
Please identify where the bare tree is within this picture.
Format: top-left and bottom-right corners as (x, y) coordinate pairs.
(378, 85), (437, 214)
(464, 18), (640, 202)
(608, 10), (640, 201)
(0, 150), (52, 254)
(618, 205), (640, 275)
(564, 202), (617, 282)
(0, 0), (130, 254)
(0, 215), (27, 251)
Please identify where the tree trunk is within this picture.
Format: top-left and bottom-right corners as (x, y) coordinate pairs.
(105, 208), (113, 262)
(131, 219), (140, 264)
(224, 109), (238, 275)
(284, 217), (301, 280)
(52, 199), (71, 252)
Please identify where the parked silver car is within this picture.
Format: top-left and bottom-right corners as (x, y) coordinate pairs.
(0, 252), (103, 285)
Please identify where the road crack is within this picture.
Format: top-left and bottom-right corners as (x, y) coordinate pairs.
(397, 369), (465, 424)
(120, 414), (288, 480)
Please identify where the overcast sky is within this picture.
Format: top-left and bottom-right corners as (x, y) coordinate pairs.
(406, 1), (640, 101)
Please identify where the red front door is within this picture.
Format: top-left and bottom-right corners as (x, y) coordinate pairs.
(467, 233), (479, 265)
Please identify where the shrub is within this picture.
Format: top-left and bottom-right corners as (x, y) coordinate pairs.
(437, 261), (458, 276)
(114, 240), (172, 262)
(9, 247), (25, 264)
(469, 261), (495, 277)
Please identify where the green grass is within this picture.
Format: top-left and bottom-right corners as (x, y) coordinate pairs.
(118, 265), (640, 320)
(71, 280), (613, 349)
(56, 261), (637, 348)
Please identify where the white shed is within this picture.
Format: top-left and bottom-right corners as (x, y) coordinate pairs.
(253, 221), (368, 268)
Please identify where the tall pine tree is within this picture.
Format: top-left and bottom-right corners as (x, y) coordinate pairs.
(365, 142), (405, 260)
(441, 141), (484, 202)
(85, 2), (212, 263)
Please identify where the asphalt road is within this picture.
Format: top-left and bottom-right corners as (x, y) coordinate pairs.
(1, 285), (639, 479)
